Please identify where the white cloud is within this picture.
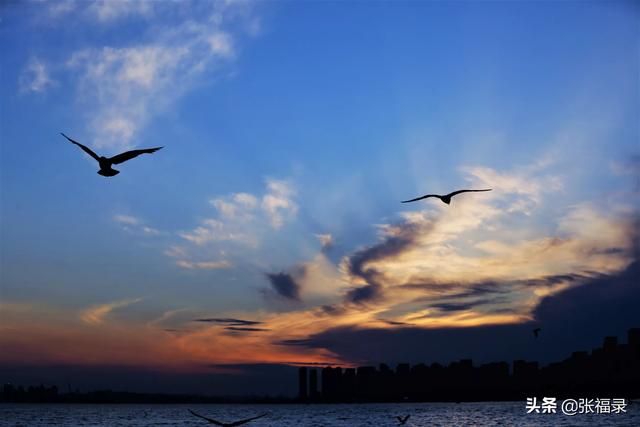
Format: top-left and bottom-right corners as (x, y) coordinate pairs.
(461, 165), (563, 215)
(176, 260), (232, 270)
(113, 214), (140, 225)
(142, 226), (161, 236)
(165, 245), (187, 258)
(64, 1), (255, 150)
(114, 213), (162, 236)
(207, 32), (234, 58)
(210, 192), (258, 219)
(88, 0), (153, 22)
(234, 192), (259, 207)
(19, 58), (55, 93)
(80, 298), (142, 325)
(180, 178), (297, 248)
(43, 0), (153, 22)
(174, 179), (298, 272)
(179, 218), (255, 246)
(262, 179), (298, 229)
(45, 0), (75, 18)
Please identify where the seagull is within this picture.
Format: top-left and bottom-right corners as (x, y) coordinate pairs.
(60, 132), (162, 177)
(401, 189), (492, 204)
(188, 409), (267, 426)
(533, 328), (541, 339)
(397, 414), (411, 425)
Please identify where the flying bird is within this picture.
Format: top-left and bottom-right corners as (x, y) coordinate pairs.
(533, 328), (541, 339)
(60, 132), (162, 177)
(401, 189), (492, 204)
(188, 409), (267, 426)
(397, 414), (411, 425)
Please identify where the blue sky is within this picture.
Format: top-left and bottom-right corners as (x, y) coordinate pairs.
(1, 0), (638, 383)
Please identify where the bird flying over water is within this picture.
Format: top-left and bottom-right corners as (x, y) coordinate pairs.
(188, 409), (267, 426)
(533, 328), (541, 339)
(397, 414), (411, 425)
(60, 132), (162, 177)
(401, 189), (492, 204)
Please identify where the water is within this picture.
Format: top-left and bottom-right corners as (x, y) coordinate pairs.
(1, 402), (638, 426)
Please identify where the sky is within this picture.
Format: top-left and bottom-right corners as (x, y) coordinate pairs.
(1, 0), (639, 395)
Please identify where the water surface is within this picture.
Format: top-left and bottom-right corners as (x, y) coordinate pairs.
(2, 401), (638, 426)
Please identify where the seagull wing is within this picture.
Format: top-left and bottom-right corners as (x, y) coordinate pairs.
(109, 147), (163, 164)
(401, 194), (440, 203)
(229, 413), (268, 426)
(447, 189), (492, 198)
(188, 409), (225, 426)
(60, 133), (100, 162)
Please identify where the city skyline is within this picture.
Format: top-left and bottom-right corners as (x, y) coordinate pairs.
(1, 1), (639, 395)
(2, 327), (638, 401)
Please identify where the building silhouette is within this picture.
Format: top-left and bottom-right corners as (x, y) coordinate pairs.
(309, 369), (319, 399)
(298, 328), (640, 402)
(3, 328), (639, 404)
(298, 366), (308, 400)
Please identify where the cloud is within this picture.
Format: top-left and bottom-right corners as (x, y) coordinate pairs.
(342, 215), (433, 305)
(43, 0), (151, 22)
(261, 179), (298, 228)
(113, 214), (140, 225)
(88, 0), (152, 22)
(272, 251), (640, 367)
(207, 31), (234, 58)
(179, 178), (297, 250)
(178, 219), (255, 248)
(224, 326), (270, 332)
(192, 318), (263, 326)
(146, 308), (190, 329)
(176, 260), (231, 270)
(142, 226), (160, 235)
(6, 161), (637, 374)
(45, 0), (75, 18)
(462, 165), (562, 211)
(210, 192), (258, 219)
(63, 1), (256, 150)
(80, 298), (142, 326)
(315, 233), (334, 251)
(345, 283), (384, 305)
(113, 213), (162, 236)
(264, 271), (303, 302)
(20, 58), (55, 93)
(332, 165), (635, 328)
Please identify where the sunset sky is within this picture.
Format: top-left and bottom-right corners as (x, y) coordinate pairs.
(1, 0), (638, 395)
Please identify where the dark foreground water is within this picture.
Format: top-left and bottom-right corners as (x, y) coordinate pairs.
(1, 402), (639, 426)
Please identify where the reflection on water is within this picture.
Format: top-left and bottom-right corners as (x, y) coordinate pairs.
(1, 401), (638, 427)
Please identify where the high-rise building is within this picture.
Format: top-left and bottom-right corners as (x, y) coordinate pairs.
(629, 328), (640, 351)
(603, 336), (618, 352)
(298, 367), (308, 400)
(309, 369), (318, 399)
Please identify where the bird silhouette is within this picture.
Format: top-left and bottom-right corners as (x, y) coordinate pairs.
(60, 132), (162, 177)
(188, 409), (267, 426)
(397, 414), (411, 425)
(533, 328), (541, 339)
(401, 189), (492, 204)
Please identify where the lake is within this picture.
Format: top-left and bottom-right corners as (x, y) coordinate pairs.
(1, 401), (638, 426)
